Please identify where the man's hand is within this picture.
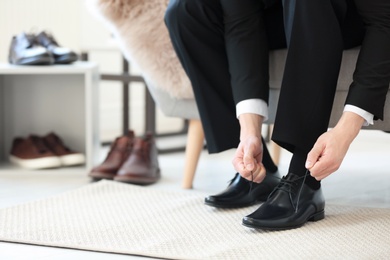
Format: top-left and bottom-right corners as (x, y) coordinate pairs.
(232, 135), (266, 183)
(305, 129), (350, 180)
(305, 111), (364, 180)
(232, 113), (266, 183)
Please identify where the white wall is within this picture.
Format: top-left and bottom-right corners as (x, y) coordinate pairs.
(0, 0), (184, 142)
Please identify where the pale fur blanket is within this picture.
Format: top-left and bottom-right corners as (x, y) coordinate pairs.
(86, 0), (193, 99)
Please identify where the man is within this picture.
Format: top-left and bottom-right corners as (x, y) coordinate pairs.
(165, 0), (286, 208)
(166, 0), (387, 230)
(236, 0), (389, 231)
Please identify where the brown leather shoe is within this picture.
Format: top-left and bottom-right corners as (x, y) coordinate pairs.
(114, 132), (160, 185)
(89, 130), (135, 180)
(42, 132), (85, 167)
(9, 135), (61, 169)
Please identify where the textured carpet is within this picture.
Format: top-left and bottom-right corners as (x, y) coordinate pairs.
(0, 180), (389, 259)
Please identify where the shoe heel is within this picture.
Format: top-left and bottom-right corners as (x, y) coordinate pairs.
(308, 210), (325, 222)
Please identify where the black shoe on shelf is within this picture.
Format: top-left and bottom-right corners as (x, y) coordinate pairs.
(8, 32), (54, 65)
(35, 31), (78, 64)
(242, 172), (325, 230)
(204, 171), (281, 208)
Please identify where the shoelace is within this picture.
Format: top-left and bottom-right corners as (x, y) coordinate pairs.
(47, 135), (71, 152)
(38, 32), (59, 47)
(46, 34), (59, 45)
(269, 170), (309, 213)
(295, 170), (310, 212)
(248, 170), (282, 194)
(248, 169), (310, 213)
(131, 139), (152, 161)
(24, 34), (38, 49)
(30, 136), (49, 154)
(105, 138), (132, 159)
(225, 172), (256, 193)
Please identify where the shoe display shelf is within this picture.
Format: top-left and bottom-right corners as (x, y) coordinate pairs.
(0, 61), (100, 170)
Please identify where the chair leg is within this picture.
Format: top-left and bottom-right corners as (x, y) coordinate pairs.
(268, 124), (281, 166)
(270, 141), (281, 166)
(182, 119), (205, 189)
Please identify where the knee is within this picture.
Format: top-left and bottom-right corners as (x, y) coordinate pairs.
(164, 0), (207, 29)
(164, 0), (180, 30)
(354, 0), (390, 27)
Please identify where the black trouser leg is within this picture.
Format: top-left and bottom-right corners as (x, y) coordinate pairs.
(165, 0), (284, 153)
(274, 0), (364, 186)
(221, 0), (269, 103)
(165, 0), (242, 153)
(273, 0), (348, 153)
(165, 0), (285, 171)
(346, 0), (390, 119)
(275, 0), (346, 185)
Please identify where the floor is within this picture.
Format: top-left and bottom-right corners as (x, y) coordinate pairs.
(1, 130), (390, 259)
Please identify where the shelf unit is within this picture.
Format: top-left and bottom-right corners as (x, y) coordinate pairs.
(0, 61), (100, 170)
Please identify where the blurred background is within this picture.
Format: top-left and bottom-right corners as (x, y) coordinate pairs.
(0, 0), (184, 143)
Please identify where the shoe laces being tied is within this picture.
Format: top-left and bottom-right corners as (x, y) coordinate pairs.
(247, 170), (282, 195)
(267, 170), (310, 213)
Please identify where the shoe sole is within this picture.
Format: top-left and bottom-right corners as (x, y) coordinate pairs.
(242, 210), (325, 231)
(11, 55), (54, 65)
(54, 54), (78, 64)
(88, 171), (115, 180)
(204, 193), (269, 209)
(114, 176), (161, 185)
(204, 199), (265, 209)
(60, 154), (85, 166)
(114, 170), (161, 185)
(9, 155), (61, 170)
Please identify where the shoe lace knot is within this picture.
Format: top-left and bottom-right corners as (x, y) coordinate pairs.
(269, 170), (310, 213)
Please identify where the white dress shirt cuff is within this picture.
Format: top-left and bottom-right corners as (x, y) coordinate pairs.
(344, 104), (374, 126)
(236, 99), (268, 121)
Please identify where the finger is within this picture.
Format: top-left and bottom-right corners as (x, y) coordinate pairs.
(243, 143), (256, 171)
(253, 164), (266, 183)
(310, 159), (335, 180)
(232, 157), (252, 179)
(247, 162), (264, 183)
(305, 142), (324, 169)
(309, 160), (325, 179)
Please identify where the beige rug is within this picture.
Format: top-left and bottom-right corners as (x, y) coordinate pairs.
(0, 180), (389, 259)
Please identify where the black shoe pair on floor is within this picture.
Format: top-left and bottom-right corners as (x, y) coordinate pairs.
(205, 172), (325, 230)
(8, 31), (78, 65)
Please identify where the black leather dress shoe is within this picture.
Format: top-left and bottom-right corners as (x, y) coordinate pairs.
(242, 173), (325, 230)
(205, 171), (280, 208)
(35, 31), (78, 64)
(8, 32), (54, 65)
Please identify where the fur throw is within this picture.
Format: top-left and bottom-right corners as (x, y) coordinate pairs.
(86, 0), (193, 99)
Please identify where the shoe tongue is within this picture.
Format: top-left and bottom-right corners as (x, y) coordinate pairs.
(284, 173), (301, 182)
(44, 133), (71, 153)
(20, 33), (37, 48)
(133, 138), (146, 150)
(45, 132), (58, 140)
(125, 130), (135, 138)
(29, 135), (49, 153)
(115, 136), (132, 147)
(273, 173), (304, 195)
